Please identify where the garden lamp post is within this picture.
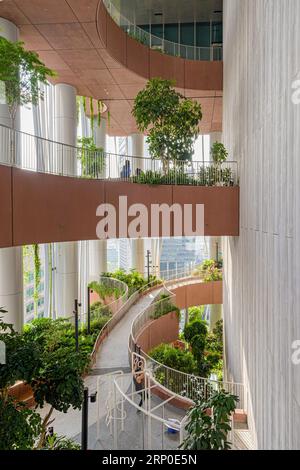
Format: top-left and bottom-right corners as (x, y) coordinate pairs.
(81, 387), (97, 450)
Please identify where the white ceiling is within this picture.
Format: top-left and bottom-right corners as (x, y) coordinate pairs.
(116, 0), (223, 25)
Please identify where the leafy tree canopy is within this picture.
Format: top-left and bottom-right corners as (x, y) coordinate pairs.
(0, 37), (56, 125)
(132, 78), (202, 165)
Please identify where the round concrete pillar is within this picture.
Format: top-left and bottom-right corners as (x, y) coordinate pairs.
(0, 18), (23, 331)
(130, 133), (145, 274)
(54, 83), (77, 176)
(53, 84), (78, 317)
(131, 133), (144, 174)
(89, 118), (107, 279)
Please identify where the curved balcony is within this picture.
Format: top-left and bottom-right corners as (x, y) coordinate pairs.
(102, 0), (222, 62)
(0, 125), (239, 247)
(97, 0), (223, 91)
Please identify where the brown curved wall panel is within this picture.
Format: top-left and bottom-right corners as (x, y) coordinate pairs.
(172, 186), (239, 236)
(97, 1), (223, 92)
(126, 36), (149, 79)
(12, 168), (105, 246)
(97, 0), (107, 47)
(0, 166), (13, 248)
(106, 15), (127, 66)
(172, 280), (223, 310)
(184, 60), (223, 91)
(149, 50), (185, 88)
(0, 165), (239, 247)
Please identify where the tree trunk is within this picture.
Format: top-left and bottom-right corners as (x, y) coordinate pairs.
(35, 406), (54, 449)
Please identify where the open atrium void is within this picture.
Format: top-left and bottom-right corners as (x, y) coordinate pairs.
(0, 0), (299, 458)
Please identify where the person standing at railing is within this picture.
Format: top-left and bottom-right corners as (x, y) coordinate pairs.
(133, 361), (146, 411)
(120, 160), (131, 179)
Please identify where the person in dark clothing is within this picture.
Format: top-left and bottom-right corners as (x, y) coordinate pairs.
(120, 159), (131, 179)
(133, 364), (145, 409)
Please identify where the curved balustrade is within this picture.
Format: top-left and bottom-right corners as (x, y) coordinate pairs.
(102, 0), (222, 62)
(0, 124), (238, 187)
(128, 272), (246, 411)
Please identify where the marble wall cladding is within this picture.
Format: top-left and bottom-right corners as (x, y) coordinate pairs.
(223, 0), (300, 449)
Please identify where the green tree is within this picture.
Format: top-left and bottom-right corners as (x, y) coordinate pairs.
(181, 389), (238, 450)
(132, 78), (202, 171)
(183, 319), (208, 344)
(0, 37), (56, 128)
(0, 318), (42, 450)
(0, 396), (42, 450)
(77, 136), (105, 178)
(188, 306), (204, 322)
(211, 142), (228, 164)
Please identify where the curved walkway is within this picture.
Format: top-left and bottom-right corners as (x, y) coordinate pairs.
(93, 287), (163, 371)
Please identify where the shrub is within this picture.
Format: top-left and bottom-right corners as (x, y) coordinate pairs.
(181, 389), (238, 450)
(42, 433), (80, 450)
(193, 259), (223, 282)
(183, 320), (208, 344)
(102, 269), (160, 296)
(90, 301), (111, 319)
(211, 142), (228, 164)
(149, 344), (196, 375)
(88, 281), (124, 301)
(151, 294), (180, 320)
(188, 306), (204, 322)
(0, 396), (42, 450)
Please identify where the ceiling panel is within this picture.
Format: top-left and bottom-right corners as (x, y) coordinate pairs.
(57, 49), (106, 71)
(19, 24), (52, 50)
(81, 22), (105, 49)
(0, 1), (31, 25)
(0, 0), (223, 135)
(14, 0), (77, 24)
(36, 23), (93, 50)
(66, 0), (99, 22)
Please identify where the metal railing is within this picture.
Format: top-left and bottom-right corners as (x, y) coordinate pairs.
(84, 276), (129, 322)
(102, 0), (223, 61)
(0, 124), (238, 186)
(128, 272), (246, 411)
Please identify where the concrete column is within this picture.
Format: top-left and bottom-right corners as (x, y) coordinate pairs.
(0, 18), (23, 331)
(54, 83), (77, 176)
(131, 132), (144, 174)
(54, 242), (78, 318)
(131, 239), (145, 276)
(131, 133), (145, 274)
(209, 133), (223, 330)
(210, 132), (222, 146)
(53, 83), (78, 317)
(88, 118), (107, 279)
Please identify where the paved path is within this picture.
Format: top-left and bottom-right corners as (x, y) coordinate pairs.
(93, 288), (162, 370)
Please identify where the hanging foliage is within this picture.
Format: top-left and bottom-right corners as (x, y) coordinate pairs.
(82, 96), (87, 114)
(89, 97), (94, 136)
(33, 244), (41, 317)
(97, 100), (102, 127)
(0, 37), (56, 129)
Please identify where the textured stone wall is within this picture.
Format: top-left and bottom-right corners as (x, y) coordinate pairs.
(223, 0), (300, 449)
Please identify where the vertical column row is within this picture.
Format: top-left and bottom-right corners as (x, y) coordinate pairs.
(0, 18), (23, 330)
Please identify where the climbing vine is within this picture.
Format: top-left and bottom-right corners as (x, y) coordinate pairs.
(33, 245), (41, 316)
(80, 95), (107, 136)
